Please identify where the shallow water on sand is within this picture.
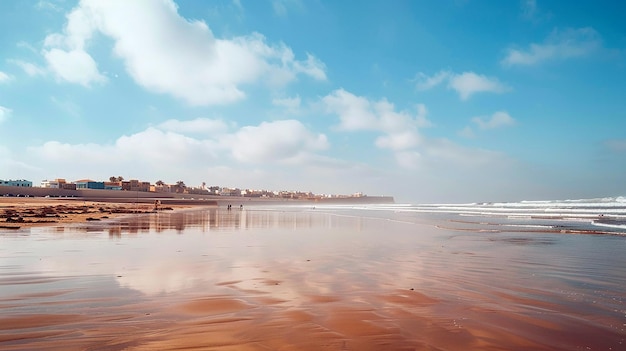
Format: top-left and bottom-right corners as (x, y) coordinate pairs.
(1, 207), (625, 350)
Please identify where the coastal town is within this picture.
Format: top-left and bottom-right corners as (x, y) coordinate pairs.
(0, 176), (393, 229)
(0, 177), (374, 201)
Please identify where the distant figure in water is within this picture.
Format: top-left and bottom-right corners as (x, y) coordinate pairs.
(227, 204), (232, 210)
(240, 204), (243, 210)
(153, 200), (161, 211)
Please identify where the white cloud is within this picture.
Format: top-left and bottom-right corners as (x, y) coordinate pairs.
(323, 89), (431, 141)
(44, 48), (107, 86)
(472, 111), (516, 129)
(0, 72), (11, 83)
(116, 128), (219, 163)
(322, 89), (379, 130)
(41, 3), (106, 86)
(394, 150), (422, 169)
(50, 97), (81, 118)
(31, 127), (219, 171)
(222, 120), (328, 163)
(458, 126), (475, 138)
(375, 131), (420, 151)
(36, 0), (64, 12)
(323, 89), (431, 167)
(460, 111), (515, 139)
(17, 112), (527, 202)
(381, 135), (515, 175)
(415, 70), (509, 100)
(321, 89), (517, 176)
(42, 0), (326, 104)
(17, 41), (38, 53)
(294, 53), (327, 80)
(0, 145), (41, 175)
(448, 72), (510, 100)
(8, 60), (46, 77)
(415, 70), (451, 90)
(157, 118), (229, 135)
(502, 27), (601, 66)
(26, 119), (328, 180)
(415, 103), (432, 128)
(0, 106), (12, 123)
(421, 138), (506, 168)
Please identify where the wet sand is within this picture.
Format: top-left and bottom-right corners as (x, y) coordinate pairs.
(0, 197), (198, 229)
(1, 206), (625, 350)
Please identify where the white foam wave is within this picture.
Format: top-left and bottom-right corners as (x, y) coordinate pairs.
(592, 221), (626, 230)
(501, 224), (556, 229)
(309, 197), (626, 218)
(307, 199), (626, 234)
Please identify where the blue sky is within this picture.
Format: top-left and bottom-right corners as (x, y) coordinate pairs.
(0, 0), (625, 203)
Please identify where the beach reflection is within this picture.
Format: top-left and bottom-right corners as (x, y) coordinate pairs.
(5, 209), (370, 298)
(43, 207), (360, 235)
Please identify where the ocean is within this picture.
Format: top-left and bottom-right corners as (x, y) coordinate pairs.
(310, 196), (626, 234)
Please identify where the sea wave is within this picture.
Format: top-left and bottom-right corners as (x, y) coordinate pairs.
(592, 219), (626, 230)
(315, 197), (626, 235)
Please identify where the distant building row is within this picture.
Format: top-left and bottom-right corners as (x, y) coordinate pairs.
(0, 179), (33, 187)
(41, 178), (151, 191)
(2, 178), (369, 200)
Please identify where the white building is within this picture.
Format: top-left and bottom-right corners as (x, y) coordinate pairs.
(219, 187), (241, 196)
(41, 179), (65, 188)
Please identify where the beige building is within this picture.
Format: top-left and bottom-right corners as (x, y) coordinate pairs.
(122, 180), (151, 192)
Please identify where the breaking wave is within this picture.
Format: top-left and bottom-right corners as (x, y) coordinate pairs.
(314, 197), (626, 234)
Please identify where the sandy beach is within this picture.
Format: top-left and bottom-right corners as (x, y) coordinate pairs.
(1, 200), (625, 350)
(0, 197), (202, 229)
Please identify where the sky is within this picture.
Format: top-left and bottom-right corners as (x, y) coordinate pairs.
(0, 0), (625, 203)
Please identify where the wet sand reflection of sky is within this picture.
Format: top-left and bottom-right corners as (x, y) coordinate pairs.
(1, 207), (625, 350)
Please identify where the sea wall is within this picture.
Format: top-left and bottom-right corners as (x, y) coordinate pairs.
(0, 186), (176, 199)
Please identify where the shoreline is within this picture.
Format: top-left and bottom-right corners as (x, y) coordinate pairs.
(0, 191), (394, 230)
